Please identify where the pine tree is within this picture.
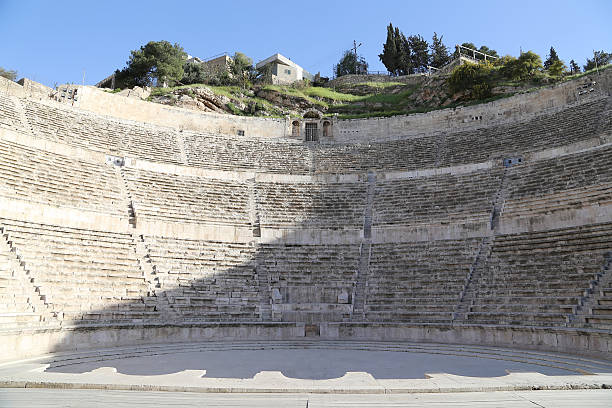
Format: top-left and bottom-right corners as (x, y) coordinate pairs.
(544, 46), (560, 70)
(334, 50), (368, 77)
(379, 23), (400, 75)
(477, 45), (498, 59)
(569, 59), (580, 74)
(408, 35), (429, 73)
(429, 32), (451, 68)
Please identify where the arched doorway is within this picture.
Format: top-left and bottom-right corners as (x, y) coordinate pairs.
(292, 121), (300, 138)
(323, 120), (331, 138)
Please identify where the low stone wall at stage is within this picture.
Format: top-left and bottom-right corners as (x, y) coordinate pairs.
(323, 323), (612, 359)
(1, 322), (610, 362)
(0, 323), (306, 362)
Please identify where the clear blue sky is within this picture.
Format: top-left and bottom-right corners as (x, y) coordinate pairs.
(1, 0), (610, 87)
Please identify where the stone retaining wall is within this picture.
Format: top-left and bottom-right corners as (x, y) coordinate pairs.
(2, 322), (609, 362)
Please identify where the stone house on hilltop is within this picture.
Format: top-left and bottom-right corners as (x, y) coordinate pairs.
(256, 53), (313, 85)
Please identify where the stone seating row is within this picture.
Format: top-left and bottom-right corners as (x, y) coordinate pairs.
(0, 138), (126, 217)
(0, 218), (154, 324)
(123, 167), (251, 226)
(313, 137), (438, 174)
(502, 144), (612, 219)
(124, 168), (368, 228)
(365, 239), (481, 323)
(314, 98), (609, 174)
(22, 99), (184, 165)
(465, 223), (612, 327)
(183, 131), (312, 174)
(440, 98), (609, 165)
(0, 94), (27, 134)
(0, 246), (47, 329)
(6, 94), (607, 175)
(1, 220), (610, 330)
(145, 236), (261, 321)
(257, 244), (360, 323)
(257, 182), (367, 228)
(373, 169), (502, 226)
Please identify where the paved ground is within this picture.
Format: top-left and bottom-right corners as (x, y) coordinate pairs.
(1, 389), (612, 407)
(44, 346), (583, 378)
(1, 341), (611, 394)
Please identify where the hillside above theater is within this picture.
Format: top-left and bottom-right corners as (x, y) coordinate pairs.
(121, 64), (612, 120)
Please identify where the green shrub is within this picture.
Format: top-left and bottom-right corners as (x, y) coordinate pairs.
(448, 61), (493, 96)
(501, 51), (543, 81)
(547, 59), (567, 77)
(472, 83), (492, 99)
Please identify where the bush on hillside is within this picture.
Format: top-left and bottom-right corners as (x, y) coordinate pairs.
(448, 61), (493, 97)
(501, 51), (543, 81)
(547, 59), (567, 77)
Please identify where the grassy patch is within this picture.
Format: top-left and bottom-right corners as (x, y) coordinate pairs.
(207, 86), (244, 98)
(226, 102), (242, 115)
(336, 110), (405, 119)
(262, 85), (329, 108)
(327, 87), (418, 115)
(561, 63), (611, 82)
(352, 81), (405, 88)
(302, 87), (362, 102)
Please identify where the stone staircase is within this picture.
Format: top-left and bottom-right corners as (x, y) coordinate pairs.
(114, 166), (138, 228)
(115, 166), (176, 319)
(453, 236), (493, 322)
(572, 251), (612, 329)
(10, 95), (36, 137)
(351, 241), (371, 321)
(255, 247), (273, 321)
(363, 171), (375, 239)
(175, 130), (189, 165)
(308, 143), (317, 174)
(352, 172), (375, 321)
(248, 178), (261, 237)
(491, 167), (510, 230)
(0, 225), (55, 328)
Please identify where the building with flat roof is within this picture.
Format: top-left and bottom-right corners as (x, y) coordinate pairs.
(189, 54), (233, 76)
(256, 53), (313, 84)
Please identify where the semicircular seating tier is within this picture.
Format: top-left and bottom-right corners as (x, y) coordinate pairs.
(0, 74), (611, 361)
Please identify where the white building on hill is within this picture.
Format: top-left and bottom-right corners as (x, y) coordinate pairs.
(256, 53), (313, 84)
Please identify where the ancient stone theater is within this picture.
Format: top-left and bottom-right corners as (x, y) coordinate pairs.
(0, 70), (611, 395)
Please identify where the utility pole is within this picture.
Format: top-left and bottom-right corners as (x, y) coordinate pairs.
(594, 50), (599, 74)
(352, 40), (362, 74)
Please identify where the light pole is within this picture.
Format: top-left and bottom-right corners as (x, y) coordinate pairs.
(352, 40), (362, 74)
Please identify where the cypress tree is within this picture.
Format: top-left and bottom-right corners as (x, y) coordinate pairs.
(379, 23), (400, 75)
(544, 47), (560, 69)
